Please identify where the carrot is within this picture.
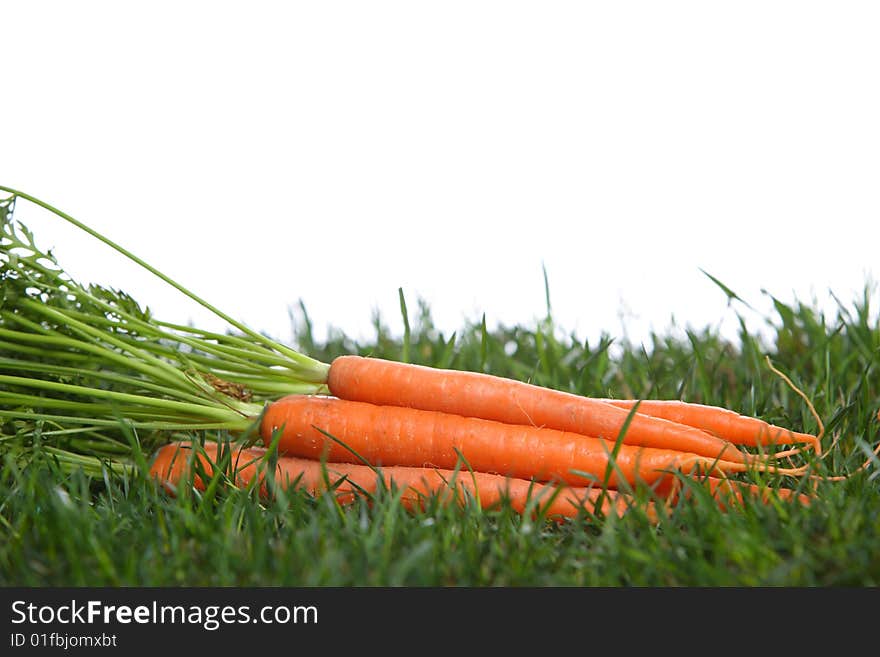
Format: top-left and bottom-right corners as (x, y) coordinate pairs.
(148, 441), (644, 521)
(651, 474), (813, 510)
(598, 399), (821, 456)
(326, 355), (764, 465)
(260, 395), (805, 489)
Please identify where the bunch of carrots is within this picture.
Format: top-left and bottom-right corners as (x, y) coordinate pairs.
(0, 187), (851, 524)
(150, 354), (820, 521)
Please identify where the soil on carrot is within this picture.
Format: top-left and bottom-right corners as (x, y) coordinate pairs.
(1, 289), (879, 586)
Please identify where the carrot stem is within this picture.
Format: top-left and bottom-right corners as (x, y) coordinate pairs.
(0, 185), (330, 383)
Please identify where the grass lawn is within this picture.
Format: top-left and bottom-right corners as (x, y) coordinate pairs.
(2, 282), (878, 586)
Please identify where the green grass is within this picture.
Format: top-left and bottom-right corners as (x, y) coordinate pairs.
(1, 285), (878, 586)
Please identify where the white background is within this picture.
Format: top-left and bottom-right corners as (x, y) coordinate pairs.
(3, 2), (878, 348)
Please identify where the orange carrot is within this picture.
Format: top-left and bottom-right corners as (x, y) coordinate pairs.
(148, 441), (644, 521)
(260, 395), (804, 489)
(326, 355), (759, 464)
(651, 474), (813, 510)
(598, 399), (821, 456)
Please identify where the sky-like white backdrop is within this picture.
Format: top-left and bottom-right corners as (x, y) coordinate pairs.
(3, 2), (879, 349)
